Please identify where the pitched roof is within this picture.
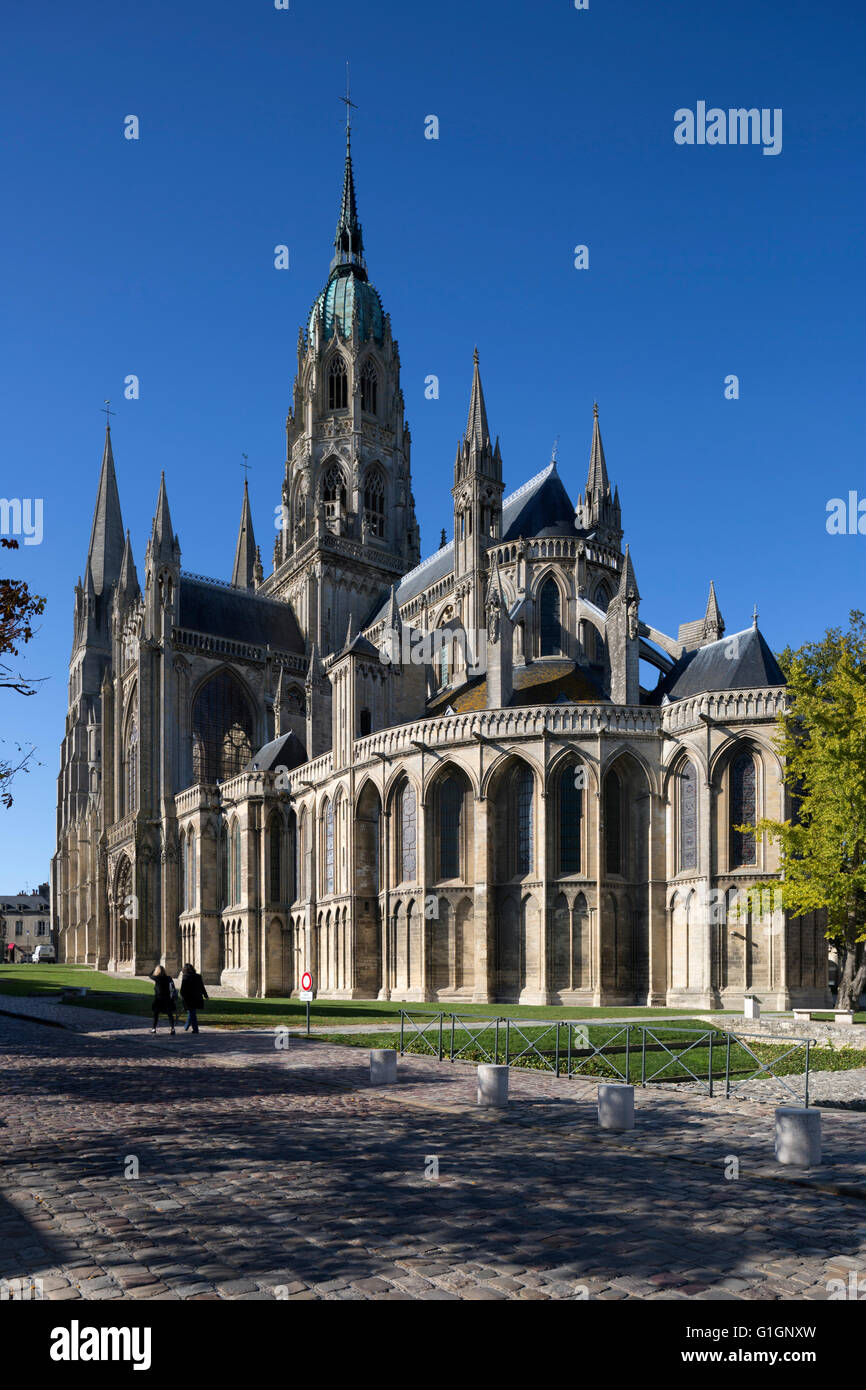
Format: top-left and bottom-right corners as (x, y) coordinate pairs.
(247, 730), (307, 773)
(652, 625), (785, 702)
(178, 575), (304, 654)
(367, 463), (577, 626)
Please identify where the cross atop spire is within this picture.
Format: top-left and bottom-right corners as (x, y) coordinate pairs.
(340, 61), (357, 137)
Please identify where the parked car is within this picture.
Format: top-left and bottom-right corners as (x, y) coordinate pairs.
(32, 944), (56, 962)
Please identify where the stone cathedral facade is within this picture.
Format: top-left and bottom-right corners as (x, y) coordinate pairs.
(53, 132), (828, 1009)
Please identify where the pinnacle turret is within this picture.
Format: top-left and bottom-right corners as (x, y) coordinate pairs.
(231, 479), (257, 590)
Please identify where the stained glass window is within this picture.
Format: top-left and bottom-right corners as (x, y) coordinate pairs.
(192, 672), (254, 784)
(605, 771), (621, 874)
(328, 356), (348, 409)
(219, 823), (228, 909)
(730, 750), (757, 867)
(400, 783), (417, 882)
(324, 800), (335, 895)
(680, 761), (697, 871)
(124, 718), (138, 814)
(514, 765), (534, 876)
(559, 765), (583, 874)
(540, 579), (561, 656)
(439, 778), (462, 879)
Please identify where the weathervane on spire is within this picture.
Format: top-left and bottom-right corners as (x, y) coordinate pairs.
(102, 399), (116, 428)
(241, 452), (251, 483)
(340, 61), (357, 136)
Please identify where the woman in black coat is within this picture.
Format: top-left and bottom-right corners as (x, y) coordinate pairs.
(151, 965), (177, 1035)
(180, 962), (208, 1035)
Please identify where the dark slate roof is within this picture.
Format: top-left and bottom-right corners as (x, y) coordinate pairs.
(651, 626), (785, 702)
(179, 576), (304, 654)
(367, 464), (576, 626)
(428, 658), (607, 714)
(247, 730), (307, 773)
(501, 463), (576, 541)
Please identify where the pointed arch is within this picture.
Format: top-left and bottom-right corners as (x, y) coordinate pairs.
(539, 575), (562, 656)
(327, 353), (348, 409)
(191, 668), (256, 784)
(363, 464), (386, 538)
(360, 358), (379, 415)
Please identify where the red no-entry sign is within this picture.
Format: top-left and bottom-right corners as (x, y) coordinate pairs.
(301, 971), (313, 992)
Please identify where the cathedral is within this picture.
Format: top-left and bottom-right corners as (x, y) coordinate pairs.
(52, 128), (829, 1009)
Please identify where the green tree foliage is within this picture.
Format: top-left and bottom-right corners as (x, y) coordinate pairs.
(0, 537), (46, 807)
(755, 611), (866, 1011)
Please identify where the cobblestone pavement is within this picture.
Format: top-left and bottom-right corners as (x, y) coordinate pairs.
(1, 1009), (865, 1302)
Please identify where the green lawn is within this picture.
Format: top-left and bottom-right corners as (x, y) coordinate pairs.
(0, 964), (737, 1031)
(314, 1022), (866, 1085)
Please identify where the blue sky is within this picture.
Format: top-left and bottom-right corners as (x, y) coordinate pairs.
(1, 0), (864, 887)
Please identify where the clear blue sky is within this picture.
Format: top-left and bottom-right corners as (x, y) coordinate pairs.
(1, 0), (864, 888)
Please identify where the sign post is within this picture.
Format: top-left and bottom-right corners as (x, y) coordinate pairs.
(300, 971), (314, 1035)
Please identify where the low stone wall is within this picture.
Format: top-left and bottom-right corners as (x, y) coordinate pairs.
(705, 1013), (866, 1051)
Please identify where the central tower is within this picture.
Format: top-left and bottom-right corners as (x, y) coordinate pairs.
(264, 125), (421, 655)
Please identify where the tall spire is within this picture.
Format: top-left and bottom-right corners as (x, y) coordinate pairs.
(704, 580), (724, 641)
(465, 347), (490, 452)
(586, 402), (610, 497)
(86, 425), (125, 597)
(151, 471), (177, 563)
(231, 479), (257, 590)
(332, 99), (365, 278)
(117, 529), (140, 601)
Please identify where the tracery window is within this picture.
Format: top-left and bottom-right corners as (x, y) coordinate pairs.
(439, 777), (462, 880)
(594, 585), (610, 613)
(559, 764), (583, 875)
(328, 355), (348, 409)
(605, 770), (622, 875)
(400, 782), (417, 882)
(679, 761), (697, 872)
(363, 469), (385, 537)
(124, 717), (138, 814)
(360, 360), (378, 414)
(322, 463), (347, 522)
(192, 672), (255, 784)
(730, 750), (757, 867)
(539, 578), (561, 656)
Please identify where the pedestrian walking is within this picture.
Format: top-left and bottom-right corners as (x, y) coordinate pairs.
(151, 964), (177, 1035)
(179, 962), (208, 1034)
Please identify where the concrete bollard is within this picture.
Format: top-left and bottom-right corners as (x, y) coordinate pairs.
(775, 1107), (822, 1166)
(369, 1049), (397, 1085)
(743, 995), (761, 1019)
(597, 1083), (635, 1130)
(477, 1064), (509, 1107)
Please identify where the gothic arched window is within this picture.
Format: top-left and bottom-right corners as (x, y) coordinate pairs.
(219, 823), (228, 909)
(439, 777), (462, 880)
(513, 765), (534, 877)
(363, 468), (385, 538)
(269, 814), (282, 904)
(558, 763), (583, 875)
(231, 820), (241, 905)
(730, 749), (757, 867)
(399, 782), (417, 883)
(605, 770), (622, 875)
(323, 799), (335, 896)
(124, 717), (138, 815)
(539, 578), (561, 656)
(360, 360), (378, 415)
(594, 585), (610, 613)
(192, 671), (255, 784)
(328, 355), (348, 409)
(359, 707), (372, 737)
(185, 829), (196, 911)
(679, 761), (698, 872)
(322, 463), (347, 523)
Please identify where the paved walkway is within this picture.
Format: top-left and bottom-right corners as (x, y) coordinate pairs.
(1, 1005), (866, 1301)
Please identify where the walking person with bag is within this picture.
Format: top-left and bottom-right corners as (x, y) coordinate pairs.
(180, 962), (208, 1035)
(151, 964), (177, 1036)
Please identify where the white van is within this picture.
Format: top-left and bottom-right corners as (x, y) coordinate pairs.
(32, 944), (56, 963)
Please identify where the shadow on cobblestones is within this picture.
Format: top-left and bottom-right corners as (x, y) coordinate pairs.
(2, 1016), (865, 1300)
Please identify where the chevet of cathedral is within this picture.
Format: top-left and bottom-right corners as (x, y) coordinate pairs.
(53, 124), (827, 1013)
